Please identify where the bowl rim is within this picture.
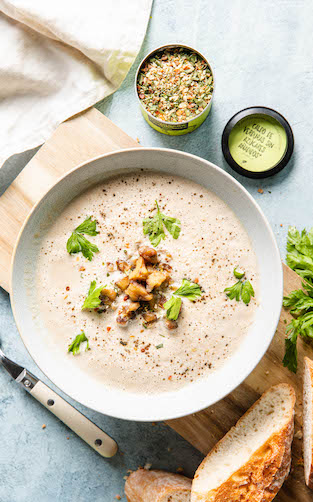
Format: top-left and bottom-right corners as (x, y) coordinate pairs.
(10, 147), (283, 421)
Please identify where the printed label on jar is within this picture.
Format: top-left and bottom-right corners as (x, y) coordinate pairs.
(148, 115), (189, 130)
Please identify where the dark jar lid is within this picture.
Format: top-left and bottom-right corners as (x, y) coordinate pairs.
(222, 106), (294, 179)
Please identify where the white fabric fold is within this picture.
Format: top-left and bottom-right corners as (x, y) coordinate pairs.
(0, 0), (152, 167)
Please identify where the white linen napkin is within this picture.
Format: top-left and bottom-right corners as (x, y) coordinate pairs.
(0, 0), (152, 168)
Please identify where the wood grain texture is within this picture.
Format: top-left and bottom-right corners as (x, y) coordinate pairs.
(0, 107), (311, 500)
(0, 108), (137, 292)
(167, 265), (313, 501)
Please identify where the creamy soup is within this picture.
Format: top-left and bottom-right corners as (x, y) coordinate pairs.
(36, 172), (258, 394)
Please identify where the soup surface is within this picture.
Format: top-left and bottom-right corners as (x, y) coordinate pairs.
(36, 171), (259, 394)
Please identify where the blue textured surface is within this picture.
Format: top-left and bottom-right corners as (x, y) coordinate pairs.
(1, 0), (312, 500)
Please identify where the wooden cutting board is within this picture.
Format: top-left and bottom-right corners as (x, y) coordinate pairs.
(1, 107), (311, 500)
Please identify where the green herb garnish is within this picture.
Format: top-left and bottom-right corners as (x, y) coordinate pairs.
(241, 281), (255, 305)
(68, 331), (89, 355)
(164, 296), (182, 321)
(224, 280), (243, 301)
(174, 279), (202, 300)
(283, 319), (300, 373)
(224, 269), (254, 305)
(233, 266), (245, 280)
(143, 201), (181, 247)
(283, 226), (313, 372)
(286, 226), (313, 279)
(164, 279), (202, 320)
(156, 344), (164, 349)
(66, 216), (99, 261)
(283, 288), (313, 315)
(82, 280), (105, 310)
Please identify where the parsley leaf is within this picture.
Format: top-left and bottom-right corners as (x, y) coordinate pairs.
(286, 226), (313, 278)
(66, 232), (81, 254)
(68, 331), (89, 355)
(164, 280), (202, 320)
(241, 281), (255, 305)
(281, 313), (313, 373)
(174, 279), (202, 301)
(283, 319), (300, 373)
(143, 201), (165, 247)
(299, 311), (313, 341)
(233, 266), (245, 280)
(225, 280), (242, 301)
(283, 289), (313, 315)
(302, 278), (313, 297)
(82, 280), (105, 310)
(164, 296), (182, 320)
(143, 201), (181, 247)
(76, 234), (99, 261)
(75, 217), (99, 236)
(224, 268), (254, 305)
(283, 226), (313, 372)
(162, 215), (181, 240)
(66, 216), (99, 261)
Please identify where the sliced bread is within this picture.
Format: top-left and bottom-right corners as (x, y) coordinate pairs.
(303, 356), (313, 489)
(191, 384), (296, 502)
(125, 469), (192, 502)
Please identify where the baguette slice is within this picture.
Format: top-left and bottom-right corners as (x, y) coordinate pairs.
(125, 469), (192, 502)
(303, 357), (313, 489)
(191, 384), (295, 502)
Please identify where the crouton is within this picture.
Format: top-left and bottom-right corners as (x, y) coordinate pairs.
(129, 257), (149, 281)
(139, 246), (158, 264)
(125, 282), (153, 302)
(116, 276), (130, 291)
(146, 271), (168, 292)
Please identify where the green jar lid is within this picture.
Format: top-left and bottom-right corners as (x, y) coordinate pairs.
(222, 107), (294, 179)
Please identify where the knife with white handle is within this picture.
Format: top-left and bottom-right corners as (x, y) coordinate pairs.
(0, 347), (118, 458)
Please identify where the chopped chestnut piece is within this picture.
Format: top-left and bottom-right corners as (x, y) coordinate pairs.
(101, 287), (117, 301)
(146, 265), (156, 274)
(129, 257), (149, 281)
(116, 302), (140, 326)
(165, 319), (178, 330)
(146, 270), (168, 292)
(116, 276), (130, 291)
(142, 312), (157, 324)
(129, 257), (137, 268)
(160, 263), (172, 273)
(116, 313), (128, 326)
(125, 282), (153, 302)
(158, 295), (167, 308)
(117, 260), (130, 272)
(97, 243), (187, 329)
(127, 302), (140, 313)
(148, 296), (157, 311)
(139, 246), (158, 264)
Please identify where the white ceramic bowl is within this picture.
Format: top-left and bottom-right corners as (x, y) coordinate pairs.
(11, 148), (283, 421)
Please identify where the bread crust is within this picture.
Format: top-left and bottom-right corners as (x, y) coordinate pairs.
(304, 357), (313, 490)
(191, 384), (295, 502)
(260, 424), (293, 502)
(125, 468), (192, 502)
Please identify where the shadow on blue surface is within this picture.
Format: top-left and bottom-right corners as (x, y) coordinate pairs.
(0, 287), (203, 502)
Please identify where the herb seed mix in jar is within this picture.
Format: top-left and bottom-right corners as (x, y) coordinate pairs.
(136, 44), (214, 135)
